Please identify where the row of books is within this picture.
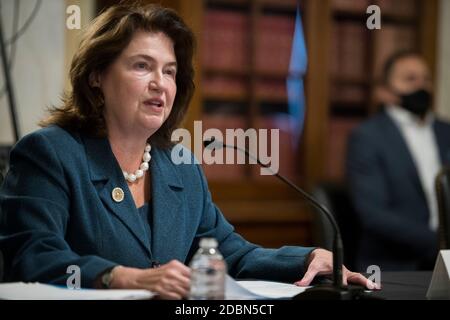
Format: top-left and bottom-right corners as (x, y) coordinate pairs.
(202, 9), (250, 72)
(202, 75), (248, 100)
(201, 114), (299, 181)
(332, 0), (418, 18)
(257, 0), (298, 8)
(332, 0), (372, 13)
(254, 14), (295, 74)
(330, 22), (416, 80)
(203, 5), (417, 107)
(326, 118), (362, 180)
(330, 21), (368, 81)
(330, 83), (367, 105)
(203, 75), (288, 101)
(202, 9), (295, 74)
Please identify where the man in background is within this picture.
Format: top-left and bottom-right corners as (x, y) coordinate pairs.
(346, 51), (450, 271)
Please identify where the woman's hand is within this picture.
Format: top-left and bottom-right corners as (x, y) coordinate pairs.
(294, 248), (380, 290)
(111, 260), (191, 299)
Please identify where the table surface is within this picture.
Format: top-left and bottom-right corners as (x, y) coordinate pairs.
(368, 271), (432, 300)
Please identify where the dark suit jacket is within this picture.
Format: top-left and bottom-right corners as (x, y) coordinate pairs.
(346, 110), (450, 271)
(0, 126), (314, 287)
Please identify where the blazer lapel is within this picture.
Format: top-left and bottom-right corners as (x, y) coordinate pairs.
(433, 120), (450, 166)
(150, 148), (190, 264)
(82, 135), (152, 258)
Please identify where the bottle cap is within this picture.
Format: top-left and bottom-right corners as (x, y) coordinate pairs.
(199, 237), (218, 248)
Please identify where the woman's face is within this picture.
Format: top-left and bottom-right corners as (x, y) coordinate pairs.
(98, 31), (177, 139)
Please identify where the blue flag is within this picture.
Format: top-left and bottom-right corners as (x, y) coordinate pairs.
(286, 4), (307, 146)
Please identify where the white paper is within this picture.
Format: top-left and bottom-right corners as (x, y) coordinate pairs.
(1, 277), (309, 300)
(0, 282), (155, 300)
(236, 280), (309, 299)
(427, 250), (450, 300)
(225, 275), (263, 299)
(225, 275), (309, 299)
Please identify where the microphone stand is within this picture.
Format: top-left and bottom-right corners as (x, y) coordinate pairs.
(204, 137), (377, 300)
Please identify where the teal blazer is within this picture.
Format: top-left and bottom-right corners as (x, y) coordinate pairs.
(0, 126), (314, 287)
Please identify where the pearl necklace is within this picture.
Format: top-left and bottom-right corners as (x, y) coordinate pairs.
(123, 143), (151, 183)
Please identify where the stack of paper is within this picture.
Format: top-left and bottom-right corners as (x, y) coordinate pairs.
(0, 282), (155, 300)
(226, 275), (309, 299)
(0, 276), (308, 300)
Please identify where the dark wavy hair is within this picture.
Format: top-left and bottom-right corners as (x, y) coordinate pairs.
(382, 50), (422, 85)
(40, 2), (195, 148)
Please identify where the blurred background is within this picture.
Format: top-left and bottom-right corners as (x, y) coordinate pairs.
(0, 0), (449, 259)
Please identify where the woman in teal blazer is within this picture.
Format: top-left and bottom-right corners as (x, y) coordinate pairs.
(0, 125), (314, 288)
(0, 4), (372, 299)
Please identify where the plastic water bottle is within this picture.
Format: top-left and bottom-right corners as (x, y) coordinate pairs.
(189, 238), (227, 300)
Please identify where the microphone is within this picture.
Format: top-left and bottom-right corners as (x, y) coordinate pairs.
(203, 137), (369, 300)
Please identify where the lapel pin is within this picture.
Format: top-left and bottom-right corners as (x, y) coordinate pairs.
(112, 187), (125, 203)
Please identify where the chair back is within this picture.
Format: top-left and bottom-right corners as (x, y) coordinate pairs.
(436, 167), (450, 249)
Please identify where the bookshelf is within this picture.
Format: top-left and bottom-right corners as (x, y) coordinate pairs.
(199, 0), (300, 182)
(95, 0), (438, 248)
(324, 0), (438, 181)
(195, 0), (311, 249)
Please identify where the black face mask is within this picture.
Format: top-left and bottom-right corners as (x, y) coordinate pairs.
(398, 89), (433, 118)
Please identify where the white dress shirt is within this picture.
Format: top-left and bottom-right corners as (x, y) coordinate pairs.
(387, 106), (442, 231)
